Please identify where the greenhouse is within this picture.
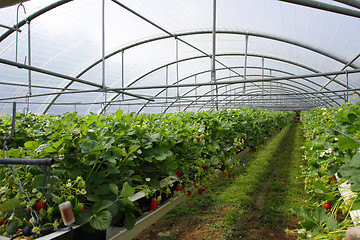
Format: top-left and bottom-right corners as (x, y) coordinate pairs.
(0, 0), (360, 239)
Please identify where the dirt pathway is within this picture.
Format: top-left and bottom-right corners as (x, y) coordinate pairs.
(134, 123), (304, 240)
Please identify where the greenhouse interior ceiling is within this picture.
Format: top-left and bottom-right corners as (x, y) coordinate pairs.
(0, 0), (360, 115)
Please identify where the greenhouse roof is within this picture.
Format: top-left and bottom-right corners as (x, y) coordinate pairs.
(0, 0), (360, 115)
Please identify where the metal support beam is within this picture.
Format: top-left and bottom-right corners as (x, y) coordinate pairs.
(0, 58), (154, 101)
(318, 52), (360, 92)
(333, 0), (360, 10)
(278, 0), (360, 18)
(26, 20), (31, 112)
(244, 35), (249, 93)
(0, 23), (21, 32)
(101, 0), (106, 114)
(0, 0), (73, 43)
(110, 68), (360, 91)
(211, 0), (218, 110)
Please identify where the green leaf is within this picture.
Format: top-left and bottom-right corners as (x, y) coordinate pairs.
(100, 137), (115, 149)
(124, 210), (135, 230)
(6, 219), (19, 235)
(325, 216), (338, 231)
(349, 153), (360, 167)
(106, 156), (117, 164)
(75, 209), (92, 225)
(209, 155), (220, 165)
(51, 193), (63, 204)
(94, 184), (111, 195)
(128, 145), (140, 155)
(324, 193), (335, 201)
(109, 183), (118, 196)
(120, 182), (134, 198)
(90, 210), (112, 230)
(292, 207), (314, 222)
(0, 199), (24, 212)
(347, 113), (358, 123)
(313, 182), (326, 194)
(32, 175), (44, 189)
(337, 136), (360, 151)
(92, 200), (114, 213)
(300, 220), (319, 232)
(114, 110), (123, 119)
(80, 140), (99, 152)
(313, 207), (328, 225)
(24, 141), (34, 149)
(303, 141), (313, 148)
(44, 145), (57, 153)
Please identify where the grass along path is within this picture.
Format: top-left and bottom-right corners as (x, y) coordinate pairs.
(134, 123), (305, 240)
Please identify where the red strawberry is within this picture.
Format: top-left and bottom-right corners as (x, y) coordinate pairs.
(228, 174), (232, 179)
(196, 137), (200, 142)
(201, 165), (206, 171)
(150, 200), (158, 211)
(0, 219), (5, 226)
(175, 171), (181, 178)
(186, 190), (192, 196)
(36, 201), (46, 211)
(176, 185), (182, 191)
(198, 189), (203, 195)
(249, 149), (252, 152)
(324, 203), (331, 210)
(236, 145), (240, 149)
(80, 207), (84, 211)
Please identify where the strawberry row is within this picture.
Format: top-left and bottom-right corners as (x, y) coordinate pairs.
(296, 101), (360, 239)
(0, 108), (291, 238)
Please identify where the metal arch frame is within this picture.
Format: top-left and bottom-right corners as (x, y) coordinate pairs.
(137, 68), (332, 114)
(196, 78), (326, 110)
(216, 84), (323, 110)
(167, 75), (325, 113)
(34, 30), (360, 113)
(128, 52), (345, 114)
(146, 65), (337, 112)
(1, 0), (359, 114)
(0, 0), (73, 42)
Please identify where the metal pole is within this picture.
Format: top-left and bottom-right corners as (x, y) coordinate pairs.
(176, 38), (180, 112)
(262, 57), (264, 105)
(102, 0), (106, 114)
(16, 3), (26, 62)
(166, 65), (168, 103)
(0, 103), (16, 141)
(106, 68), (360, 91)
(278, 0), (360, 19)
(317, 52), (360, 93)
(0, 23), (21, 32)
(244, 35), (249, 79)
(333, 0), (360, 10)
(0, 58), (153, 101)
(27, 20), (31, 112)
(346, 70), (349, 103)
(122, 51), (124, 101)
(195, 75), (197, 105)
(211, 0), (218, 110)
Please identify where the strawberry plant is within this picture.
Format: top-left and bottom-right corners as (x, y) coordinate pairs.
(0, 108), (291, 238)
(296, 99), (360, 239)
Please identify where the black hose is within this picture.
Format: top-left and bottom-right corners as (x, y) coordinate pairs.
(0, 158), (54, 165)
(10, 233), (24, 240)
